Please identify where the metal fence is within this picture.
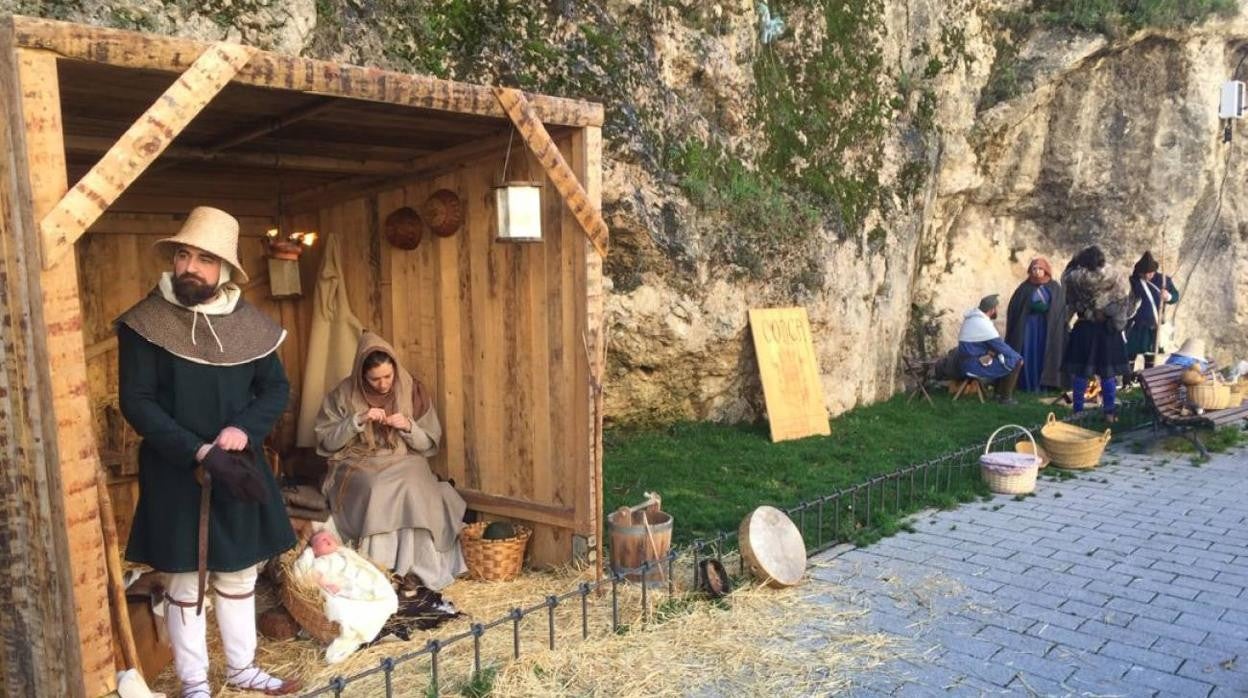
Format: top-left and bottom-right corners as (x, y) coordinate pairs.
(301, 400), (1148, 696)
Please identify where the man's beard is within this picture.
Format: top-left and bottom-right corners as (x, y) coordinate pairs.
(172, 273), (217, 306)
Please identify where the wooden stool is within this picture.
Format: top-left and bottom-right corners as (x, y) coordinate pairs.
(902, 355), (936, 406)
(949, 378), (985, 403)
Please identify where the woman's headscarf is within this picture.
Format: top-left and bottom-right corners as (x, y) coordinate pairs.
(1027, 257), (1053, 285)
(343, 331), (431, 455)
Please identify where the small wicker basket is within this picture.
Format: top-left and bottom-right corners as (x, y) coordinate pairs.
(461, 521), (531, 582)
(981, 424), (1041, 495)
(1014, 439), (1050, 469)
(1040, 413), (1111, 469)
(1189, 383), (1233, 411)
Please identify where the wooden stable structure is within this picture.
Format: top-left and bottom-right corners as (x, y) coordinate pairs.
(0, 16), (608, 696)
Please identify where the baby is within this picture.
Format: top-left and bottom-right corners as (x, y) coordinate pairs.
(294, 531), (398, 663)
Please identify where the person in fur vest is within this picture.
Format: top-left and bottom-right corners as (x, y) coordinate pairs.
(1060, 246), (1139, 422)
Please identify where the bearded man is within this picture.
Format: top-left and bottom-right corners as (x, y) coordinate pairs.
(117, 207), (299, 696)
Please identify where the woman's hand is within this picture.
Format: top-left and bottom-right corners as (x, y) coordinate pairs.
(384, 413), (411, 431)
(364, 407), (388, 423)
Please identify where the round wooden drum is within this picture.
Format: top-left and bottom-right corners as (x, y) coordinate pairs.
(738, 506), (806, 588)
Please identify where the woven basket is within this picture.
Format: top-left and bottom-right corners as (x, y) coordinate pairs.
(1040, 413), (1111, 470)
(462, 522), (531, 582)
(273, 542), (393, 644)
(1189, 383), (1233, 411)
(1228, 381), (1247, 406)
(980, 424), (1041, 495)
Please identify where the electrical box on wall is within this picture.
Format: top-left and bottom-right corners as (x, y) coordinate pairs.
(1220, 80), (1245, 119)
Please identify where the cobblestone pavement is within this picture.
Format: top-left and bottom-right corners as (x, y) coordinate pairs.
(809, 438), (1248, 697)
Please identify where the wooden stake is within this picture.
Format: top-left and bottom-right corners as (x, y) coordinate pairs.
(97, 466), (140, 672)
(38, 41), (255, 269)
(493, 87), (609, 259)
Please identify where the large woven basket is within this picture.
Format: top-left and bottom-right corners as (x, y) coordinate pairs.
(462, 522), (531, 582)
(1189, 383), (1233, 411)
(274, 542), (393, 644)
(981, 424), (1041, 495)
(1040, 413), (1111, 469)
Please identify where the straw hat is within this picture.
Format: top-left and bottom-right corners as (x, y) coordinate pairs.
(154, 206), (249, 283)
(1174, 337), (1206, 361)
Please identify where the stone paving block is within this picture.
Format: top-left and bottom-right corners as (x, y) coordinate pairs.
(1099, 640), (1182, 672)
(1131, 577), (1200, 600)
(954, 607), (1036, 635)
(1173, 612), (1247, 640)
(1060, 600), (1130, 626)
(1194, 590), (1244, 613)
(1112, 560), (1180, 583)
(1121, 664), (1215, 697)
(1004, 674), (1069, 697)
(1218, 608), (1248, 626)
(1041, 582), (1111, 608)
(1065, 563), (1134, 587)
(1067, 668), (1152, 697)
(992, 583), (1067, 610)
(1051, 549), (1120, 570)
(1171, 575), (1244, 598)
(925, 627), (1001, 660)
(1047, 645), (1133, 680)
(934, 649), (1017, 688)
(1130, 546), (1201, 567)
(1028, 622), (1107, 653)
(974, 625), (1053, 656)
(967, 553), (1029, 574)
(1085, 579), (1156, 604)
(1152, 637), (1237, 667)
(1127, 615), (1208, 646)
(1105, 596), (1181, 623)
(1212, 570), (1248, 589)
(1078, 619), (1158, 650)
(1009, 551), (1071, 572)
(1010, 602), (1085, 632)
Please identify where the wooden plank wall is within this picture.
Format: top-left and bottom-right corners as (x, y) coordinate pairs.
(75, 134), (592, 567)
(340, 136), (591, 565)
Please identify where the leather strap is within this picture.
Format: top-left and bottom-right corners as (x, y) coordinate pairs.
(195, 466), (211, 615)
(214, 588), (255, 600)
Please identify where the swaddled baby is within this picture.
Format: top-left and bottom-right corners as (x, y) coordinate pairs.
(294, 531), (398, 663)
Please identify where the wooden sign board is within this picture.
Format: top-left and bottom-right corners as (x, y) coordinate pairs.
(748, 308), (830, 442)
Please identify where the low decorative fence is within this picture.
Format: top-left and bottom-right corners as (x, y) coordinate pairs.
(301, 401), (1148, 696)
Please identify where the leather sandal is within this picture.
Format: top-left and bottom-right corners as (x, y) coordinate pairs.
(225, 665), (302, 696)
(180, 679), (212, 698)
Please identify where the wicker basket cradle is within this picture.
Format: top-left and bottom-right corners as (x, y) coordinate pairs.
(274, 542), (394, 644)
(1040, 413), (1111, 469)
(980, 424), (1041, 495)
(461, 521), (531, 582)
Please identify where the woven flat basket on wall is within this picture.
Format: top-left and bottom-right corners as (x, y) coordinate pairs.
(1040, 412), (1111, 469)
(980, 424), (1040, 495)
(461, 522), (531, 582)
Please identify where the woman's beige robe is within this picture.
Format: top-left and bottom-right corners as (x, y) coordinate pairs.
(315, 333), (466, 590)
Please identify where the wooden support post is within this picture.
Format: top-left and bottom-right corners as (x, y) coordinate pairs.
(493, 87), (609, 259)
(38, 40), (254, 269)
(0, 33), (84, 698)
(7, 45), (114, 696)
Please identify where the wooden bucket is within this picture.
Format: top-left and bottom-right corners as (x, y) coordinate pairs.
(608, 509), (673, 584)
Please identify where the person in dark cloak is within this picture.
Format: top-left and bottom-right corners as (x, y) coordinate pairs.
(1124, 251), (1180, 377)
(1005, 257), (1067, 392)
(1060, 246), (1139, 422)
(117, 206), (299, 697)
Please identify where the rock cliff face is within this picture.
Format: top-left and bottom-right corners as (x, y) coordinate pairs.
(5, 0), (1245, 424)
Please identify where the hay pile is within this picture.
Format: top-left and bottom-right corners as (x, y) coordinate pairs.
(150, 555), (895, 696)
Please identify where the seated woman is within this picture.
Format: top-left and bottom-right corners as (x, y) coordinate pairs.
(1165, 338), (1209, 372)
(315, 332), (467, 590)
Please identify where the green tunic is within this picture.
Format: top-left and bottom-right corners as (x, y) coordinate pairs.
(119, 323), (295, 572)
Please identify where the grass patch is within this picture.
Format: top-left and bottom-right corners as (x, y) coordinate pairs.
(604, 391), (1072, 546)
(1160, 427), (1244, 455)
(1031, 0), (1237, 35)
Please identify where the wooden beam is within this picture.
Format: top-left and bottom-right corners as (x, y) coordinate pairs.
(38, 40), (254, 269)
(0, 31), (84, 697)
(65, 134), (411, 175)
(13, 46), (113, 696)
(202, 98), (338, 152)
(493, 87), (609, 259)
(284, 130), (529, 212)
(459, 489), (577, 530)
(11, 16), (605, 128)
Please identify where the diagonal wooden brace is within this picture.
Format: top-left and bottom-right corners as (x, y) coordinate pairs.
(492, 86), (609, 259)
(38, 41), (255, 269)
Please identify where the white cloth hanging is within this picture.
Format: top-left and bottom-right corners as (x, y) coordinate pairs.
(296, 235), (364, 447)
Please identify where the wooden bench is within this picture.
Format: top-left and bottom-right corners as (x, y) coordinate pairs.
(1138, 363), (1248, 457)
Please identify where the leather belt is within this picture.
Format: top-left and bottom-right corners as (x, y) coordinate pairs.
(193, 465), (212, 615)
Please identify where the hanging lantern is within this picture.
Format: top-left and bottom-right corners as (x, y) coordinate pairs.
(493, 181), (543, 242)
(263, 227), (317, 299)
